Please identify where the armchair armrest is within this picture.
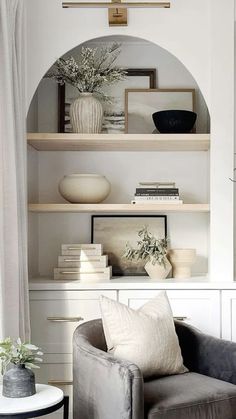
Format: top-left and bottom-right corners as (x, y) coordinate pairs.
(175, 321), (236, 384)
(73, 320), (144, 419)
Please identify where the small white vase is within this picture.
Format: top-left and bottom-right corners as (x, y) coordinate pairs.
(59, 174), (111, 203)
(168, 249), (196, 280)
(70, 93), (103, 133)
(145, 257), (172, 281)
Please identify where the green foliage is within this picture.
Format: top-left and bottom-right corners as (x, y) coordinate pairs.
(46, 43), (127, 102)
(123, 226), (169, 267)
(0, 338), (43, 375)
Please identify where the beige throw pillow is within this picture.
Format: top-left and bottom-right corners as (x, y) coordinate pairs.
(100, 291), (187, 378)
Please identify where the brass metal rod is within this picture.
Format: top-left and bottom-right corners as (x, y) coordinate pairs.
(48, 380), (73, 386)
(173, 316), (188, 321)
(63, 2), (170, 8)
(47, 316), (84, 322)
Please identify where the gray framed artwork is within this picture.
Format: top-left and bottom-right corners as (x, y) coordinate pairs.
(91, 215), (167, 276)
(125, 88), (195, 133)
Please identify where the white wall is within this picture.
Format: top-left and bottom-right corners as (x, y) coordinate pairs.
(27, 38), (210, 278)
(26, 0), (211, 107)
(26, 0), (235, 282)
(29, 38), (210, 134)
(36, 150), (209, 277)
(27, 146), (39, 277)
(210, 0), (235, 281)
(234, 21), (236, 278)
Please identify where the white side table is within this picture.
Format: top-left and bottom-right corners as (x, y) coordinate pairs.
(0, 384), (69, 419)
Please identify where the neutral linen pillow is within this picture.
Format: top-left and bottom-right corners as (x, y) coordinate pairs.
(100, 291), (187, 378)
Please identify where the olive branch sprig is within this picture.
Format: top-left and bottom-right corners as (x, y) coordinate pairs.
(46, 43), (127, 102)
(0, 338), (43, 375)
(123, 226), (169, 267)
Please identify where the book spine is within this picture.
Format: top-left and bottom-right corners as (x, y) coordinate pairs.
(136, 188), (179, 194)
(134, 196), (180, 200)
(131, 200), (183, 205)
(135, 194), (179, 197)
(139, 182), (176, 188)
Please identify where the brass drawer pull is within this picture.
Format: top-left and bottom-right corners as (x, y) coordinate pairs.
(174, 316), (188, 321)
(47, 316), (84, 322)
(48, 380), (73, 386)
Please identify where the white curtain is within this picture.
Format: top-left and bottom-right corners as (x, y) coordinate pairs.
(0, 0), (30, 340)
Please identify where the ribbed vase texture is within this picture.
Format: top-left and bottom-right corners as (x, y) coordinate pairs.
(168, 249), (196, 280)
(70, 93), (103, 133)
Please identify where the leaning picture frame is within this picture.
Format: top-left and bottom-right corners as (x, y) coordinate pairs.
(125, 88), (195, 134)
(91, 214), (167, 276)
(58, 68), (157, 133)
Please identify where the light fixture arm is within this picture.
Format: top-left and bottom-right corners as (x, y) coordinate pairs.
(62, 1), (170, 8)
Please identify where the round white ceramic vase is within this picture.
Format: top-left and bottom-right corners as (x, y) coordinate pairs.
(145, 257), (172, 281)
(168, 249), (196, 280)
(70, 93), (103, 133)
(59, 174), (111, 203)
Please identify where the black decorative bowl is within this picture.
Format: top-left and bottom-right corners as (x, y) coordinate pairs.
(152, 110), (197, 133)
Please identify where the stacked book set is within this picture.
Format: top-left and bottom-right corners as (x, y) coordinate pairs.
(54, 244), (112, 282)
(131, 182), (183, 205)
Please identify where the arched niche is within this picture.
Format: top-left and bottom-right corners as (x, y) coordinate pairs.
(27, 35), (210, 134)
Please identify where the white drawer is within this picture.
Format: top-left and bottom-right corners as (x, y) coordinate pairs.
(35, 361), (72, 418)
(118, 290), (220, 337)
(30, 290), (116, 353)
(36, 361), (72, 386)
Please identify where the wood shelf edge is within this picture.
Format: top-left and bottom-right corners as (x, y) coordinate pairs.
(28, 203), (210, 213)
(27, 133), (210, 152)
(27, 133), (210, 140)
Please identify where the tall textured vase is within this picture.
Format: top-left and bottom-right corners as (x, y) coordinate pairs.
(70, 93), (103, 133)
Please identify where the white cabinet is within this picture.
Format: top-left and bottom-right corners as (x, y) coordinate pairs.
(118, 290), (221, 337)
(30, 290), (117, 353)
(29, 288), (117, 407)
(222, 291), (236, 341)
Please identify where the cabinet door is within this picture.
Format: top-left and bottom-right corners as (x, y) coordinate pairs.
(222, 290), (236, 341)
(118, 290), (220, 337)
(30, 290), (116, 353)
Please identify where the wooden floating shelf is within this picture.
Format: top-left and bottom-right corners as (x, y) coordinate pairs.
(28, 203), (210, 213)
(27, 133), (210, 152)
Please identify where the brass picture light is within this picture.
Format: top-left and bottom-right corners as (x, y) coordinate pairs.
(62, 1), (170, 8)
(62, 1), (170, 26)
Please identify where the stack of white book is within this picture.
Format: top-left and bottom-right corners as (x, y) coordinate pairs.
(131, 182), (183, 205)
(54, 244), (112, 282)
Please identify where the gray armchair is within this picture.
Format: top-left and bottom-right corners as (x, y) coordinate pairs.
(73, 319), (236, 419)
